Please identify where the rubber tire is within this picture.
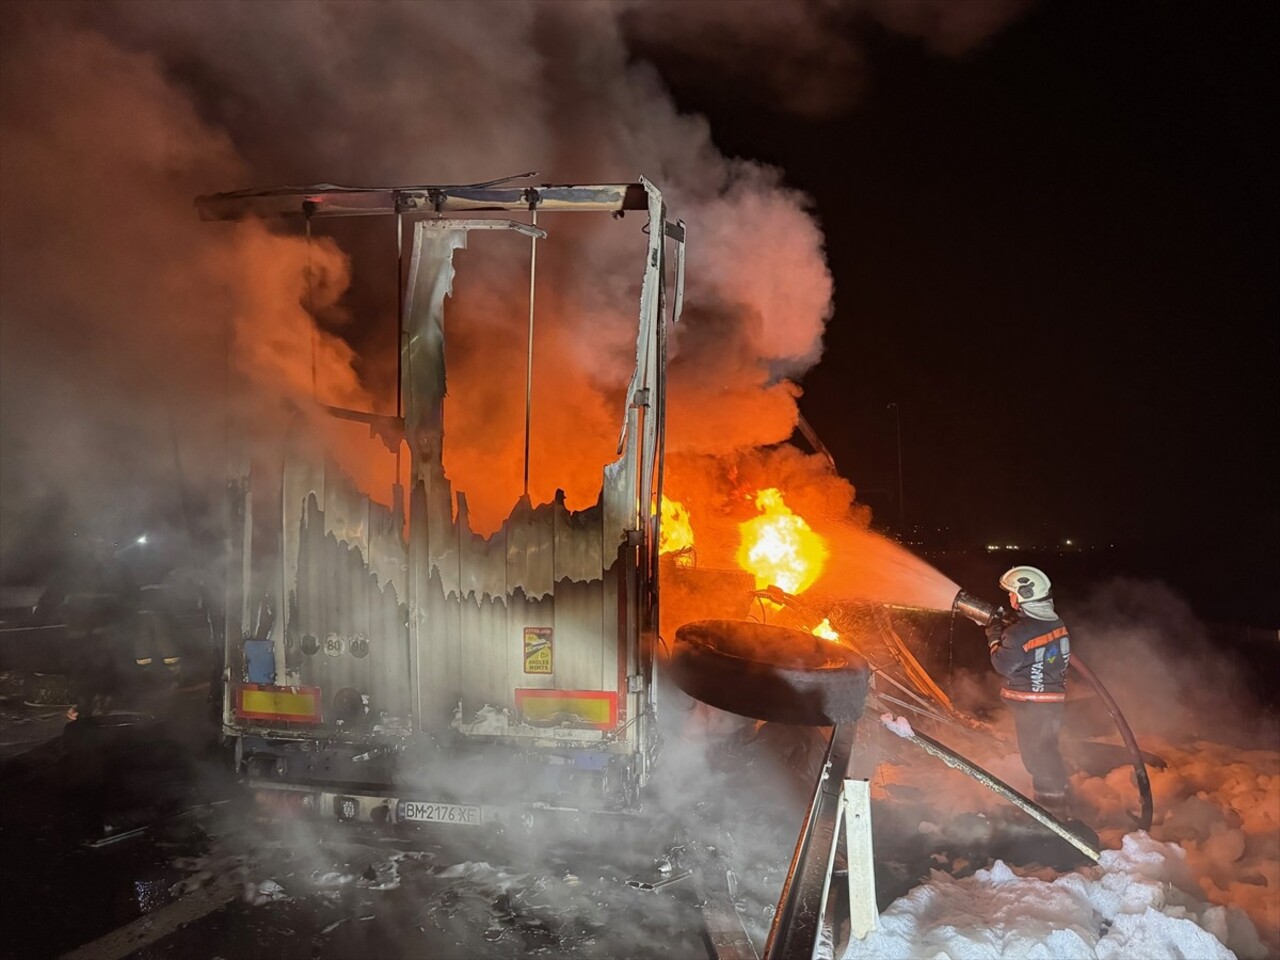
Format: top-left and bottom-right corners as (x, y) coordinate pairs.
(670, 619), (869, 726)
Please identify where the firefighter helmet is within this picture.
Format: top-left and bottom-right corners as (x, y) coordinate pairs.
(999, 565), (1051, 602)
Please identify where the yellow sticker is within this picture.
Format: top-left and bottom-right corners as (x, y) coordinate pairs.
(523, 627), (553, 674)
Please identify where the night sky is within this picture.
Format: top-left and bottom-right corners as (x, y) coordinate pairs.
(633, 1), (1279, 624)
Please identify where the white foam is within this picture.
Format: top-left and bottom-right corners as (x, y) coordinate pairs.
(841, 833), (1267, 960)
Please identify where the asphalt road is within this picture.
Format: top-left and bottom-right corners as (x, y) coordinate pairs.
(0, 690), (1105, 960)
(0, 698), (789, 960)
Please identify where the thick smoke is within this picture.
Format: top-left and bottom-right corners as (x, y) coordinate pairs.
(0, 19), (383, 576)
(1, 0), (1029, 554)
(0, 1), (830, 544)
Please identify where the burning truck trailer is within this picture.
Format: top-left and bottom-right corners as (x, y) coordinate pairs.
(198, 177), (683, 829)
(193, 177), (1152, 960)
(196, 178), (882, 958)
(193, 177), (888, 959)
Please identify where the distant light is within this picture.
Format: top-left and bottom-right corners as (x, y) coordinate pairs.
(136, 534), (149, 546)
(986, 545), (999, 552)
(1065, 539), (1073, 546)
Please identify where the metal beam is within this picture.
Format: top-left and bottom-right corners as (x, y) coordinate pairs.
(764, 723), (858, 960)
(195, 182), (649, 221)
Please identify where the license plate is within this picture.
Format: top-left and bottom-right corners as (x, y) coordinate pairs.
(398, 800), (482, 826)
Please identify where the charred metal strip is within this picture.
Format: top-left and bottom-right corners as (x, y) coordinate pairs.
(524, 209), (539, 497)
(764, 723), (857, 960)
(795, 414), (837, 472)
(421, 218), (547, 239)
(670, 218), (686, 325)
(898, 727), (1101, 862)
(322, 405), (405, 451)
(195, 183), (646, 221)
(625, 868), (693, 891)
(199, 173), (537, 199)
(873, 606), (957, 714)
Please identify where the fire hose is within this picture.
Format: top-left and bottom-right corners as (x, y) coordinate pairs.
(1068, 654), (1153, 830)
(953, 591), (1153, 831)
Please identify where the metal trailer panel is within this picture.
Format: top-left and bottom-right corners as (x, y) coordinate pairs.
(221, 181), (676, 787)
(456, 496), (506, 600)
(399, 214), (649, 740)
(506, 501), (554, 702)
(553, 497), (608, 694)
(287, 479), (411, 729)
(458, 583), (511, 713)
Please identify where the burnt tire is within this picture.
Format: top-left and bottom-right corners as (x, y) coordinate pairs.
(670, 620), (869, 726)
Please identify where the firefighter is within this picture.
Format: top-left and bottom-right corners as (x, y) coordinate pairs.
(987, 565), (1072, 811)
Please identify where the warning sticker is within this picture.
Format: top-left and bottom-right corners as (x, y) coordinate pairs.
(523, 627), (553, 675)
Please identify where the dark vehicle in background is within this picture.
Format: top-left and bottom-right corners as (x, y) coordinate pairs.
(1, 536), (216, 719)
(0, 533), (221, 843)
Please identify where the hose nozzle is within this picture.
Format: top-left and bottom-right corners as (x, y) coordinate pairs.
(954, 590), (1004, 626)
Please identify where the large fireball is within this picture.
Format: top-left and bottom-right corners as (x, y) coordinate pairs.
(736, 487), (828, 594)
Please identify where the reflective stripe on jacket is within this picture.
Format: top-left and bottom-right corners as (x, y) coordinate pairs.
(988, 614), (1071, 702)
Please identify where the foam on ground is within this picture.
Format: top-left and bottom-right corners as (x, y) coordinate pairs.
(841, 833), (1267, 959)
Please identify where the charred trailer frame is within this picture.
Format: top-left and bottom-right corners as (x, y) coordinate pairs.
(199, 179), (686, 824)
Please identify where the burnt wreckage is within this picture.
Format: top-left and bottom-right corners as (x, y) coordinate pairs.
(200, 178), (681, 820)
(200, 177), (1150, 960)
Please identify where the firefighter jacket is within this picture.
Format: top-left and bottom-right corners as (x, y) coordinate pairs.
(987, 613), (1071, 703)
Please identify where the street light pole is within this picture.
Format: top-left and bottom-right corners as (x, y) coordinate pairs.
(888, 402), (904, 531)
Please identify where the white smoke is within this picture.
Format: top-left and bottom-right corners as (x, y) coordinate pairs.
(0, 0), (1029, 548)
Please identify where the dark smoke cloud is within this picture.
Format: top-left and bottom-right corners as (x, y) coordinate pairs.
(1, 0), (1032, 555)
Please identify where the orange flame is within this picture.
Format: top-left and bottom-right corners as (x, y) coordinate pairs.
(812, 618), (839, 641)
(659, 496), (695, 554)
(736, 488), (829, 594)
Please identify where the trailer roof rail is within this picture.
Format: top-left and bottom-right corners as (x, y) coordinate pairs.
(195, 179), (651, 221)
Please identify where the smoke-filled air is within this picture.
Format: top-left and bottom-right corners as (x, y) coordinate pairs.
(0, 0), (994, 626)
(1, 1), (845, 550)
(3, 3), (1275, 960)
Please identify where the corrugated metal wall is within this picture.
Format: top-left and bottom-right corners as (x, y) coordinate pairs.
(286, 473), (412, 728)
(407, 486), (621, 732)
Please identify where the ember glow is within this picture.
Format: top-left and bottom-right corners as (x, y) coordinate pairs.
(658, 496), (695, 555)
(736, 487), (829, 595)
